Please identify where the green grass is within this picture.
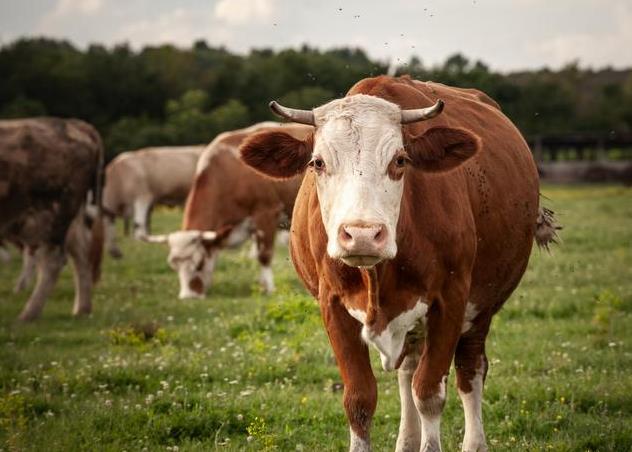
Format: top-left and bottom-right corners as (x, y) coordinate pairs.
(1, 185), (631, 451)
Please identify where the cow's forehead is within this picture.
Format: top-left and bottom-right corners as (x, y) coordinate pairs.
(168, 231), (201, 250)
(313, 94), (401, 128)
(313, 95), (403, 161)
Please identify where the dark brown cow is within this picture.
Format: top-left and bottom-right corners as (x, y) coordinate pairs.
(0, 117), (104, 321)
(240, 76), (558, 451)
(143, 122), (311, 299)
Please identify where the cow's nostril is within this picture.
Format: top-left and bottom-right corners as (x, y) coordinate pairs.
(373, 227), (383, 241)
(342, 228), (353, 241)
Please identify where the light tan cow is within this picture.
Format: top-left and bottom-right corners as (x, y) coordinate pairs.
(103, 145), (204, 258)
(142, 122), (311, 299)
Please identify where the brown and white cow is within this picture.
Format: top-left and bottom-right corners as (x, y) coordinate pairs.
(103, 145), (204, 258)
(0, 117), (104, 321)
(240, 75), (558, 451)
(143, 122), (311, 299)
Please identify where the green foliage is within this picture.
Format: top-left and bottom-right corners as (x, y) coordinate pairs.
(0, 186), (631, 450)
(3, 38), (631, 161)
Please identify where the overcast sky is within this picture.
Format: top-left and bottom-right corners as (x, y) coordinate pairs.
(1, 0), (630, 72)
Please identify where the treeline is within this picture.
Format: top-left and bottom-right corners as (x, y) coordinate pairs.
(1, 38), (631, 161)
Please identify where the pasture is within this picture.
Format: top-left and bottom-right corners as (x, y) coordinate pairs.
(1, 185), (631, 451)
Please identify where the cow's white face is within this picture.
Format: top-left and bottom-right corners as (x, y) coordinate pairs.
(312, 95), (405, 266)
(166, 231), (216, 299)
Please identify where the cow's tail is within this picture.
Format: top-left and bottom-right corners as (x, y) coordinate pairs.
(535, 206), (561, 251)
(89, 128), (105, 283)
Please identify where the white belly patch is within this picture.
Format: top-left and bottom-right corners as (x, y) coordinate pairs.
(347, 299), (428, 371)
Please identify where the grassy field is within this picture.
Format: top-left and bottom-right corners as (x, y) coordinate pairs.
(1, 185), (631, 451)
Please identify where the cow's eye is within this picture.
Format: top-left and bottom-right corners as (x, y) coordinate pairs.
(309, 157), (326, 173)
(395, 156), (407, 167)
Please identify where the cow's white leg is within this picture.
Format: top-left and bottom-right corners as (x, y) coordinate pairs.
(103, 215), (123, 259)
(14, 247), (36, 293)
(455, 329), (491, 452)
(18, 245), (65, 321)
(66, 220), (93, 316)
(132, 198), (152, 239)
(413, 376), (446, 452)
(259, 265), (275, 294)
(395, 353), (421, 452)
(350, 427), (371, 452)
(276, 229), (290, 246)
(458, 360), (487, 452)
(252, 211), (278, 294)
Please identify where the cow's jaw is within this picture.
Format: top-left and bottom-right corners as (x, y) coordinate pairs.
(347, 299), (428, 371)
(312, 95), (405, 267)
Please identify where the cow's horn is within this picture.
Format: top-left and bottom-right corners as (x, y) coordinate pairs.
(400, 99), (444, 124)
(269, 101), (315, 125)
(200, 231), (217, 240)
(139, 233), (169, 244)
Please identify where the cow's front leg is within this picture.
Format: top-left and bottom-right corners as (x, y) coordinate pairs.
(321, 296), (377, 452)
(395, 352), (421, 452)
(413, 287), (468, 452)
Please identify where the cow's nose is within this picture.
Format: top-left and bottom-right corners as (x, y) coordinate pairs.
(338, 223), (387, 255)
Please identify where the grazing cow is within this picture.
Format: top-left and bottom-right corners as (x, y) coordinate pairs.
(103, 145), (204, 258)
(0, 117), (104, 321)
(142, 122), (311, 299)
(240, 75), (558, 452)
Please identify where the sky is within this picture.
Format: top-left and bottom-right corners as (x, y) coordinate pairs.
(0, 0), (630, 72)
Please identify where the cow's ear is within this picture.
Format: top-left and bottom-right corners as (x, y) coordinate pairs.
(240, 131), (313, 179)
(200, 224), (234, 250)
(406, 127), (480, 172)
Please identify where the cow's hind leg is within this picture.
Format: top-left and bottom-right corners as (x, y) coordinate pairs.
(104, 215), (123, 259)
(18, 245), (65, 321)
(14, 246), (36, 293)
(66, 219), (93, 316)
(395, 352), (421, 452)
(132, 197), (152, 239)
(455, 321), (491, 452)
(252, 210), (278, 294)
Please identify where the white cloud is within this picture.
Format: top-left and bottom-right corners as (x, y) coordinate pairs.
(114, 7), (233, 49)
(51, 0), (104, 17)
(214, 0), (276, 25)
(526, 2), (632, 68)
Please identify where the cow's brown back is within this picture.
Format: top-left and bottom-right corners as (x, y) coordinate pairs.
(183, 124), (311, 231)
(0, 117), (102, 245)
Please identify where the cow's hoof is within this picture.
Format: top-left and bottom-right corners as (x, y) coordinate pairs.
(18, 311), (39, 322)
(109, 248), (123, 259)
(73, 306), (92, 316)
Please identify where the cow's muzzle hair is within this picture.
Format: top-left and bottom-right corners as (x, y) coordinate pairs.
(269, 99), (444, 125)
